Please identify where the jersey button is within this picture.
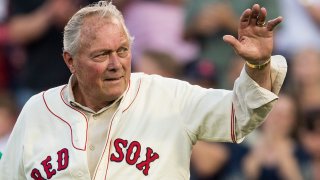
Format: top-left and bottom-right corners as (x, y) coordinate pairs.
(89, 145), (95, 151)
(77, 171), (84, 177)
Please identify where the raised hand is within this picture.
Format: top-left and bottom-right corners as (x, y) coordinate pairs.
(223, 4), (282, 64)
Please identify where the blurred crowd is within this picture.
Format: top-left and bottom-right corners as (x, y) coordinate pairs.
(1, 0), (320, 179)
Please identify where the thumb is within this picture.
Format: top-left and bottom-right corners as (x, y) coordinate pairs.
(223, 35), (242, 52)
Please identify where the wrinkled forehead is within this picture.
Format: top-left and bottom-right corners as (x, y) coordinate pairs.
(79, 15), (129, 47)
(82, 15), (123, 36)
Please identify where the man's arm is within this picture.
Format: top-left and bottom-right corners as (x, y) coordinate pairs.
(232, 55), (287, 142)
(218, 4), (286, 142)
(176, 54), (286, 143)
(223, 4), (283, 90)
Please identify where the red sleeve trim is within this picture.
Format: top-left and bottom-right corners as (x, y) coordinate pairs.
(231, 103), (237, 143)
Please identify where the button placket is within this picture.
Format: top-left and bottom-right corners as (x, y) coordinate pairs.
(89, 144), (95, 151)
(77, 171), (84, 177)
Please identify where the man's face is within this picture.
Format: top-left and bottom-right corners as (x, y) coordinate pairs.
(67, 16), (131, 105)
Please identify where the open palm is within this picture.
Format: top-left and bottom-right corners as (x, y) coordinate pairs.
(223, 4), (283, 63)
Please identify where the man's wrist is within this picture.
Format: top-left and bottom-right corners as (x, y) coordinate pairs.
(245, 58), (271, 70)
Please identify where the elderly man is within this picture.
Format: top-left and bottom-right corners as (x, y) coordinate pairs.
(0, 1), (286, 179)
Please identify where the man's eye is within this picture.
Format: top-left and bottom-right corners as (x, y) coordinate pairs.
(117, 47), (129, 58)
(91, 52), (109, 62)
(94, 52), (108, 58)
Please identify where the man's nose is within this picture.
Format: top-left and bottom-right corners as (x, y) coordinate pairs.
(107, 52), (121, 70)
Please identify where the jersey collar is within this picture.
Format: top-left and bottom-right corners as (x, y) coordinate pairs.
(63, 75), (123, 114)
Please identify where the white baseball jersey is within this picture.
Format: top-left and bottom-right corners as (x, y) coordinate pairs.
(0, 56), (287, 179)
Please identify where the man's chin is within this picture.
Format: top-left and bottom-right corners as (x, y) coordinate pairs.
(104, 89), (126, 102)
(102, 81), (128, 100)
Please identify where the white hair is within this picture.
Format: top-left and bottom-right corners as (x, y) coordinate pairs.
(63, 1), (133, 57)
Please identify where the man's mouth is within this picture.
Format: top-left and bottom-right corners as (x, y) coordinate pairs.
(104, 76), (123, 81)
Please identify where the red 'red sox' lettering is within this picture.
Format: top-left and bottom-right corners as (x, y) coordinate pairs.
(136, 147), (159, 176)
(110, 138), (159, 176)
(110, 139), (128, 162)
(30, 148), (69, 180)
(41, 156), (56, 179)
(57, 148), (69, 171)
(126, 141), (141, 165)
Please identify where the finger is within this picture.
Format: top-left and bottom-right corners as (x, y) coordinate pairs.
(257, 7), (267, 27)
(249, 4), (260, 26)
(267, 16), (283, 31)
(239, 9), (252, 28)
(223, 35), (242, 53)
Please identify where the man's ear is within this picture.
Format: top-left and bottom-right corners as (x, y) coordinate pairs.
(63, 51), (76, 74)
